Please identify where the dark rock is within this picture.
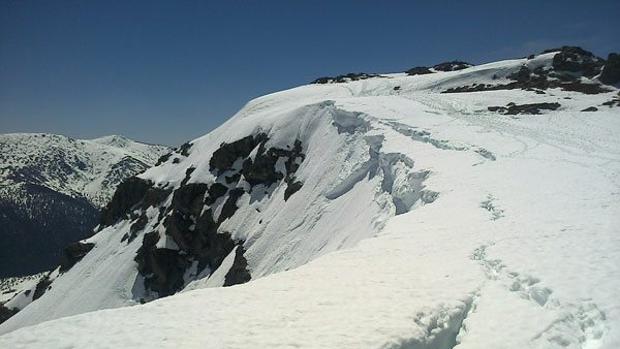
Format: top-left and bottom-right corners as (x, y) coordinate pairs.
(558, 82), (609, 94)
(218, 188), (245, 224)
(488, 102), (561, 115)
(406, 66), (434, 76)
(59, 241), (95, 272)
(155, 152), (172, 166)
(141, 186), (172, 210)
(241, 140), (304, 188)
(209, 134), (268, 173)
(127, 214), (149, 242)
(170, 183), (209, 217)
(508, 66), (532, 83)
(433, 61), (472, 72)
(177, 142), (193, 157)
(443, 47), (611, 95)
(134, 135), (306, 298)
(205, 183), (228, 205)
(602, 96), (620, 108)
(581, 106), (598, 112)
(179, 167), (195, 187)
(242, 153), (284, 187)
(32, 273), (52, 301)
(139, 247), (185, 297)
(223, 245), (251, 286)
(444, 77), (609, 95)
(393, 86), (401, 91)
(284, 180), (303, 201)
(551, 46), (604, 77)
(100, 177), (152, 227)
(193, 210), (236, 271)
(134, 231), (185, 297)
(600, 53), (620, 85)
(0, 303), (19, 325)
(225, 173), (241, 185)
(312, 73), (381, 84)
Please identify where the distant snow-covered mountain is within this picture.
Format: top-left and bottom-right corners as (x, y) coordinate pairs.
(1, 47), (619, 348)
(0, 133), (170, 277)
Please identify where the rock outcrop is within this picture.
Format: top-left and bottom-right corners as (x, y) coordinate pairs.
(126, 134), (306, 298)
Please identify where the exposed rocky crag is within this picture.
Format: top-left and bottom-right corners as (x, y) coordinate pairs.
(406, 66), (434, 76)
(312, 72), (382, 84)
(99, 133), (305, 298)
(442, 47), (616, 95)
(432, 61), (472, 72)
(600, 53), (620, 85)
(405, 61), (472, 76)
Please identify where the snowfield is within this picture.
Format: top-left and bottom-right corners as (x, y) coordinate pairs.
(1, 51), (619, 348)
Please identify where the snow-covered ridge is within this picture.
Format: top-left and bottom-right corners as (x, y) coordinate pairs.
(0, 133), (170, 207)
(1, 48), (619, 348)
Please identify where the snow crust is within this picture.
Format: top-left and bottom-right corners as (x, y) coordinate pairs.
(1, 54), (619, 348)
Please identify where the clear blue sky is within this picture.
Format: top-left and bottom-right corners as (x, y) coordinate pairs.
(1, 0), (618, 146)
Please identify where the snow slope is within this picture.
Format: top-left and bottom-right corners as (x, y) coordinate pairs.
(1, 50), (619, 348)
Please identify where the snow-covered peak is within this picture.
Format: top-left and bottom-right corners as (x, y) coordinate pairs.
(90, 134), (132, 147)
(0, 132), (170, 207)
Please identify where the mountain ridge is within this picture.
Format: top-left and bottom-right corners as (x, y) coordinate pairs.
(1, 47), (619, 348)
(0, 133), (170, 277)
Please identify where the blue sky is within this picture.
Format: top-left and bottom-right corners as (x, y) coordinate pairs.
(1, 0), (618, 146)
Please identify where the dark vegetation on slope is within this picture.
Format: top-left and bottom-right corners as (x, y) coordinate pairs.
(0, 134), (166, 278)
(0, 184), (99, 278)
(100, 134), (306, 298)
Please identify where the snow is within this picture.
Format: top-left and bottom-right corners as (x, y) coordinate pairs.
(0, 273), (44, 304)
(0, 133), (170, 207)
(1, 54), (619, 348)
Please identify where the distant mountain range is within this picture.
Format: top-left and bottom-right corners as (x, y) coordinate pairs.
(0, 133), (170, 277)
